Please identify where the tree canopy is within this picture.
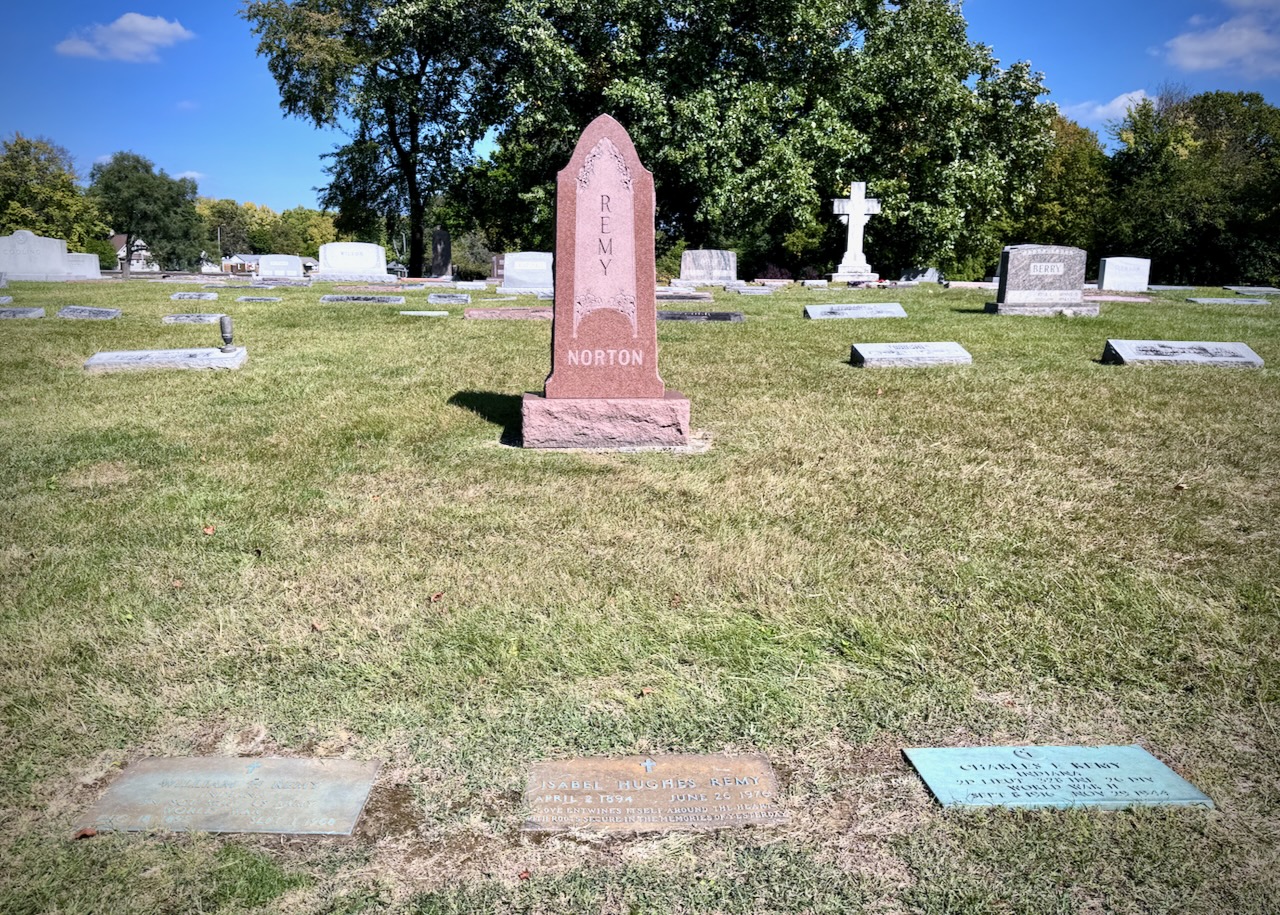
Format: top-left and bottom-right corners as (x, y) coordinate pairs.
(89, 152), (205, 274)
(0, 133), (107, 249)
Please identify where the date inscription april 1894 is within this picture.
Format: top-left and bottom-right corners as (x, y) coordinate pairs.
(524, 753), (786, 833)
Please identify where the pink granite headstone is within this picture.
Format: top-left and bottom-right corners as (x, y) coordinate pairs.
(522, 115), (691, 448)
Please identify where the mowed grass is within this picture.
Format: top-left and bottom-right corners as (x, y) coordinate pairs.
(0, 276), (1277, 913)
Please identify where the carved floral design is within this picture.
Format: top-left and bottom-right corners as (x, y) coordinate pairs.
(577, 138), (633, 192)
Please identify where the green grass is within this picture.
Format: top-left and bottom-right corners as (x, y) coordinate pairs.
(0, 277), (1277, 913)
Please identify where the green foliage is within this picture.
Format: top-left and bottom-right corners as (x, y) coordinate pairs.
(0, 133), (108, 248)
(196, 197), (338, 260)
(89, 152), (204, 273)
(1106, 90), (1280, 284)
(449, 227), (494, 280)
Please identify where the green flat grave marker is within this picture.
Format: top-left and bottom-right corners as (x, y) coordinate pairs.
(903, 745), (1213, 809)
(78, 757), (382, 835)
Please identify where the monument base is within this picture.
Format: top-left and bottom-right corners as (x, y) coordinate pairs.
(522, 391), (690, 449)
(986, 302), (1100, 317)
(312, 272), (397, 284)
(831, 271), (879, 283)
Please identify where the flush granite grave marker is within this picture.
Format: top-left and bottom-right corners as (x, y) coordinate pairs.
(163, 313), (225, 324)
(851, 342), (972, 367)
(521, 115), (691, 449)
(524, 753), (785, 833)
(804, 303), (907, 320)
(455, 280), (487, 290)
(465, 306), (553, 320)
(171, 292), (218, 301)
(320, 295), (406, 304)
(85, 347), (249, 373)
(1188, 297), (1270, 305)
(428, 293), (470, 305)
(58, 306), (120, 320)
(730, 286), (772, 296)
(679, 249), (738, 285)
(0, 295), (12, 305)
(1097, 256), (1151, 292)
(903, 745), (1213, 810)
(236, 296), (281, 303)
(78, 757), (381, 834)
(0, 307), (43, 318)
(400, 310), (449, 317)
(657, 310), (744, 322)
(990, 245), (1096, 316)
(1224, 285), (1280, 295)
(1101, 339), (1263, 367)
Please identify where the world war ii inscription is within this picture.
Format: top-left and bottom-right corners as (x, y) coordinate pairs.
(524, 753), (785, 832)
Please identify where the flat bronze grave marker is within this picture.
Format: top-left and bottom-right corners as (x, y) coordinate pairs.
(524, 753), (785, 833)
(903, 745), (1213, 810)
(78, 757), (381, 835)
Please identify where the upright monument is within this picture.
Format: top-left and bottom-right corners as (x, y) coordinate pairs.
(521, 115), (691, 449)
(830, 182), (880, 283)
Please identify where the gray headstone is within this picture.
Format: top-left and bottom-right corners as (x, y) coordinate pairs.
(431, 228), (452, 277)
(851, 342), (972, 366)
(399, 310), (449, 317)
(801, 279), (829, 287)
(729, 285), (772, 296)
(84, 347), (249, 373)
(993, 245), (1090, 315)
(236, 296), (282, 303)
(319, 295), (406, 304)
(679, 249), (738, 284)
(524, 754), (785, 833)
(428, 293), (470, 305)
(901, 267), (941, 283)
(58, 306), (120, 320)
(1097, 256), (1151, 292)
(0, 307), (43, 318)
(904, 745), (1213, 810)
(171, 292), (219, 301)
(77, 757), (381, 834)
(804, 303), (907, 319)
(1187, 297), (1270, 305)
(496, 251), (554, 294)
(1224, 286), (1280, 295)
(1101, 339), (1263, 367)
(163, 313), (225, 324)
(657, 311), (745, 322)
(258, 254), (305, 278)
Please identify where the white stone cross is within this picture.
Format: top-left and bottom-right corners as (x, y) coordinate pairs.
(831, 181), (881, 281)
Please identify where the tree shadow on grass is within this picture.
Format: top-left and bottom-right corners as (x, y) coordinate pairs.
(448, 390), (524, 446)
(950, 306), (992, 314)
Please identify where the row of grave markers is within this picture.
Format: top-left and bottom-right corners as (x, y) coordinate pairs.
(77, 742), (1214, 839)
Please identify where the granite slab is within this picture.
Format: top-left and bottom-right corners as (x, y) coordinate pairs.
(524, 753), (785, 833)
(58, 306), (120, 320)
(455, 280), (488, 290)
(1149, 285), (1194, 291)
(986, 302), (1099, 316)
(1223, 286), (1280, 295)
(163, 313), (225, 324)
(801, 279), (829, 287)
(320, 295), (406, 304)
(730, 286), (772, 296)
(236, 296), (281, 303)
(804, 303), (907, 319)
(1188, 297), (1270, 305)
(0, 307), (43, 318)
(84, 347), (248, 373)
(1101, 339), (1263, 367)
(851, 342), (972, 366)
(0, 295), (13, 305)
(904, 745), (1213, 809)
(428, 293), (471, 305)
(399, 310), (449, 317)
(78, 757), (381, 834)
(171, 292), (218, 301)
(464, 307), (553, 320)
(657, 311), (745, 322)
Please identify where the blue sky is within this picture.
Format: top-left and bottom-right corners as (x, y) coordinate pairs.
(2, 2), (1278, 213)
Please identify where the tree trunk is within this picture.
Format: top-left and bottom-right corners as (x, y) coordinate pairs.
(121, 234), (132, 278)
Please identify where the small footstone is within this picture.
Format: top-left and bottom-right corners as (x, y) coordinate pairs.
(58, 306), (120, 320)
(77, 757), (381, 835)
(465, 307), (552, 320)
(524, 753), (785, 832)
(428, 293), (470, 305)
(320, 295), (406, 304)
(0, 307), (43, 318)
(851, 342), (972, 366)
(801, 279), (829, 287)
(171, 292), (218, 301)
(804, 303), (907, 319)
(0, 295), (13, 305)
(1101, 339), (1263, 367)
(657, 311), (744, 322)
(1223, 286), (1279, 295)
(236, 296), (281, 303)
(84, 347), (248, 373)
(730, 286), (772, 296)
(163, 313), (225, 324)
(399, 310), (449, 317)
(904, 745), (1213, 809)
(1188, 297), (1270, 305)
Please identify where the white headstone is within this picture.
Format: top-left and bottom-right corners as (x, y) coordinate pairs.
(679, 250), (738, 284)
(314, 242), (395, 283)
(497, 251), (554, 294)
(0, 230), (77, 281)
(258, 254), (305, 278)
(66, 252), (102, 280)
(1098, 257), (1151, 292)
(830, 182), (881, 282)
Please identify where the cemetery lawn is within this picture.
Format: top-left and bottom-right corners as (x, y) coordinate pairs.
(1, 278), (1277, 914)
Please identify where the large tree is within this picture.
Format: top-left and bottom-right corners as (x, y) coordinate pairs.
(242, 0), (502, 276)
(89, 152), (204, 274)
(0, 133), (107, 248)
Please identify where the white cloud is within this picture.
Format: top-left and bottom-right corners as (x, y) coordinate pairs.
(1061, 90), (1153, 124)
(1166, 3), (1280, 77)
(176, 171), (205, 182)
(55, 13), (194, 63)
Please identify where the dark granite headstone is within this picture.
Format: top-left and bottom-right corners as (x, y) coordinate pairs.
(657, 310), (744, 322)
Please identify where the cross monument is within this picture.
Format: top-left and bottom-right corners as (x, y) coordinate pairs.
(830, 182), (881, 283)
